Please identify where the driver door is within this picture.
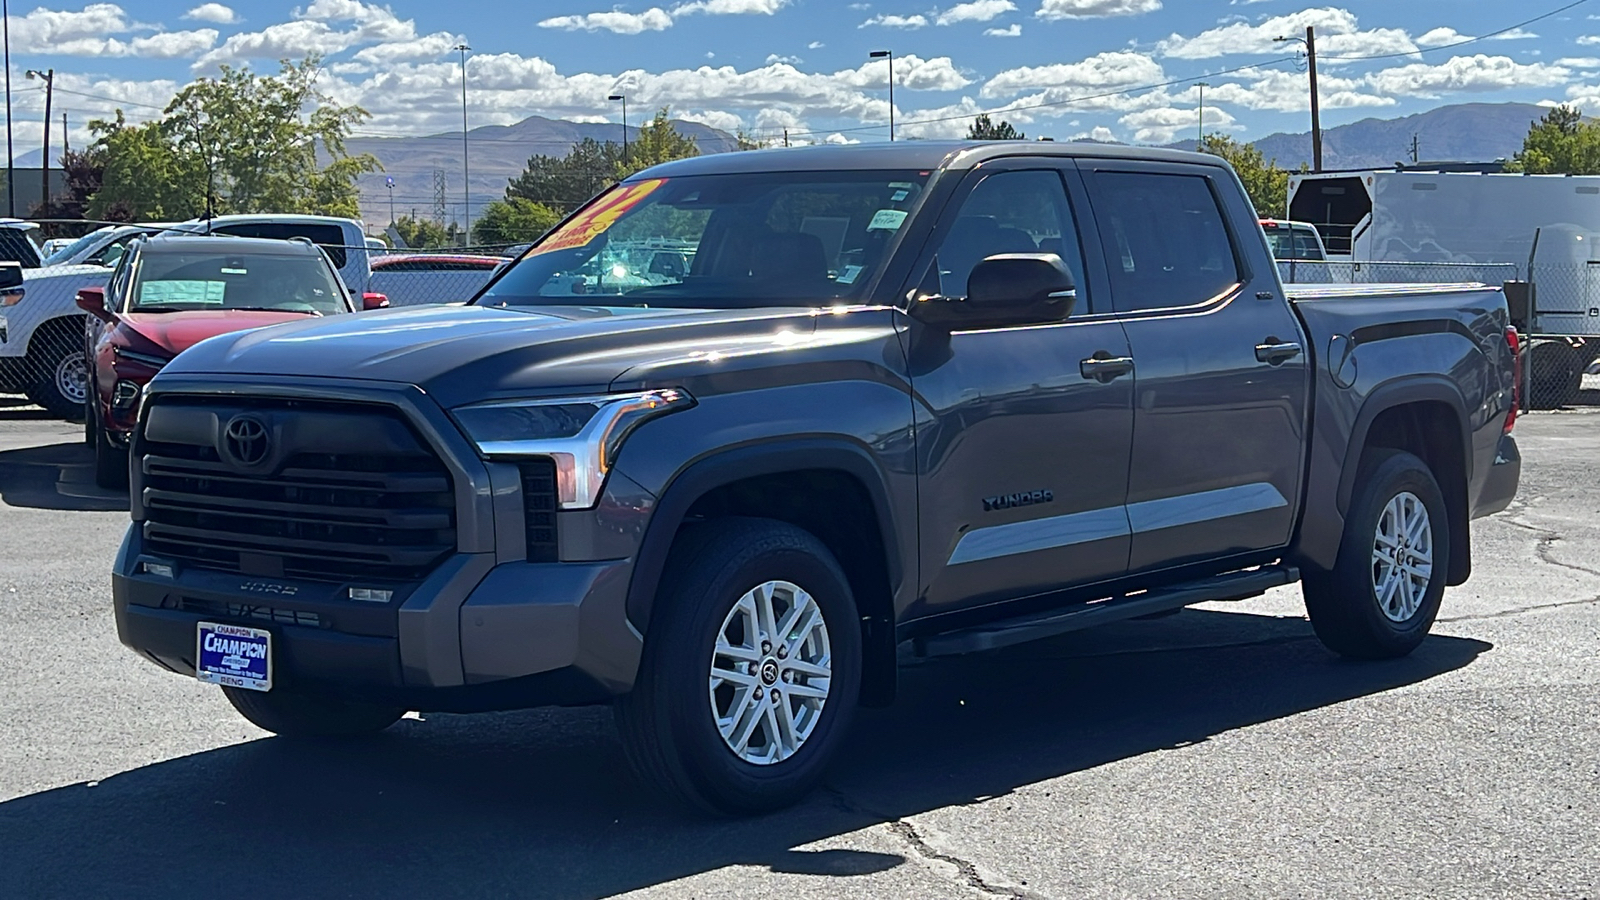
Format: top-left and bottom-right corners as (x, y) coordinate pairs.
(908, 161), (1135, 619)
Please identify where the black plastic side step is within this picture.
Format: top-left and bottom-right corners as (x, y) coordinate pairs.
(913, 564), (1300, 658)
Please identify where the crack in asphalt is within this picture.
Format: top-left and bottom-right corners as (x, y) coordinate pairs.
(1436, 515), (1600, 623)
(823, 787), (1042, 899)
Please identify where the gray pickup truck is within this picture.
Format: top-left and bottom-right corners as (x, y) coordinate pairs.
(112, 143), (1521, 815)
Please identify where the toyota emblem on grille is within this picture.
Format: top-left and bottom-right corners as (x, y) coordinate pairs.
(222, 415), (271, 468)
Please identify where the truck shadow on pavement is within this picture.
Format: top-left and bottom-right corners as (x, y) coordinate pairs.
(0, 611), (1489, 899)
(0, 441), (128, 512)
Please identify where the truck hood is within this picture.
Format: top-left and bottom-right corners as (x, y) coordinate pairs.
(161, 303), (839, 407)
(122, 310), (322, 357)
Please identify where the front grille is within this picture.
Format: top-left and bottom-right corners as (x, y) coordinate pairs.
(140, 398), (457, 583)
(520, 460), (559, 563)
(181, 598), (323, 628)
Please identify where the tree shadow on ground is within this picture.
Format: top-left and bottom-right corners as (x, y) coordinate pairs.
(0, 441), (127, 512)
(0, 610), (1489, 899)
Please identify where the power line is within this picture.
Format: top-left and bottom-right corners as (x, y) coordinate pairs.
(1318, 0), (1589, 62)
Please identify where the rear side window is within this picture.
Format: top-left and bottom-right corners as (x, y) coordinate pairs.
(1089, 172), (1240, 312)
(210, 223), (348, 269)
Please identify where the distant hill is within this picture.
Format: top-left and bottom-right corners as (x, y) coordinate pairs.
(350, 115), (739, 227)
(1168, 102), (1546, 170)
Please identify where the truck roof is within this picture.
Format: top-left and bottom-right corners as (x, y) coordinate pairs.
(141, 234), (330, 255)
(632, 141), (1234, 179)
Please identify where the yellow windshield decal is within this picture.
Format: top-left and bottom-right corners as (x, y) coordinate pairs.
(525, 179), (667, 257)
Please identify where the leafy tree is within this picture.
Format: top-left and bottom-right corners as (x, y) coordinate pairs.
(1507, 105), (1600, 175)
(506, 110), (700, 213)
(31, 147), (124, 233)
(736, 131), (770, 150)
(1200, 134), (1295, 218)
(393, 216), (461, 249)
(87, 58), (378, 221)
(967, 114), (1025, 141)
(619, 107), (700, 178)
(473, 197), (562, 246)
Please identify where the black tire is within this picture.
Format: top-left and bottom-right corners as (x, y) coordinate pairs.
(1303, 450), (1450, 660)
(24, 334), (88, 420)
(222, 686), (404, 738)
(614, 517), (862, 816)
(94, 416), (128, 490)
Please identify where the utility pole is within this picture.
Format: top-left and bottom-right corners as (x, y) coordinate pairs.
(1196, 81), (1210, 149)
(3, 0), (14, 218)
(454, 43), (471, 244)
(783, 128), (789, 148)
(870, 50), (894, 141)
(1307, 26), (1323, 172)
(61, 113), (67, 155)
(1410, 134), (1421, 165)
(1276, 26), (1324, 173)
(385, 176), (395, 225)
(26, 69), (52, 214)
(608, 93), (629, 167)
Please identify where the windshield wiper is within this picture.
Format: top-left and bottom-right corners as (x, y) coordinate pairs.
(227, 307), (323, 315)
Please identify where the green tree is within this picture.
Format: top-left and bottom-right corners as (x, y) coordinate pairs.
(88, 58), (378, 221)
(967, 114), (1025, 141)
(1508, 105), (1600, 175)
(1200, 134), (1295, 218)
(618, 108), (699, 178)
(473, 197), (562, 246)
(506, 137), (622, 214)
(393, 216), (460, 249)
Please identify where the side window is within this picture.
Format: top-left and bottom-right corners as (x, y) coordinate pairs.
(1089, 172), (1240, 312)
(931, 169), (1091, 312)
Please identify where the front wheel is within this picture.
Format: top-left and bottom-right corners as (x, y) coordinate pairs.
(1303, 450), (1450, 659)
(222, 687), (404, 738)
(614, 518), (862, 816)
(24, 335), (88, 420)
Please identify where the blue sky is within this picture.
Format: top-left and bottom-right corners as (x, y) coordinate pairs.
(2, 0), (1597, 156)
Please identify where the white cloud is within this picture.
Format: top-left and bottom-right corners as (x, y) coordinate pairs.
(196, 20), (361, 66)
(1557, 57), (1600, 69)
(537, 8), (674, 33)
(859, 14), (928, 28)
(808, 40), (824, 48)
(985, 23), (1021, 36)
(1416, 27), (1469, 48)
(1036, 0), (1161, 21)
(983, 50), (1163, 98)
(183, 3), (237, 24)
(937, 0), (1015, 26)
(1159, 8), (1416, 60)
(673, 0), (788, 13)
(0, 3), (219, 58)
(352, 32), (460, 65)
(766, 53), (802, 64)
(675, 108), (745, 131)
(1365, 54), (1569, 98)
(1072, 125), (1118, 142)
(1120, 104), (1237, 143)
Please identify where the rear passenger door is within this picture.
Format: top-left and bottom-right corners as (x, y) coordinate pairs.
(1080, 161), (1310, 573)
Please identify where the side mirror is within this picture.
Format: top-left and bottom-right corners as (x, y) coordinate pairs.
(0, 261), (23, 306)
(362, 292), (390, 310)
(909, 253), (1077, 330)
(76, 287), (117, 323)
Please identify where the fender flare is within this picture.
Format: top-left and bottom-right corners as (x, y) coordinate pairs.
(1335, 376), (1472, 516)
(623, 438), (906, 634)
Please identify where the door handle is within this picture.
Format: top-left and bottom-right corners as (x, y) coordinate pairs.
(1080, 353), (1135, 383)
(1255, 339), (1303, 366)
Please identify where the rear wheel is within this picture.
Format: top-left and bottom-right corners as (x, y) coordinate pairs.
(1527, 340), (1583, 410)
(614, 518), (862, 816)
(222, 687), (404, 738)
(24, 334), (88, 420)
(1303, 450), (1449, 659)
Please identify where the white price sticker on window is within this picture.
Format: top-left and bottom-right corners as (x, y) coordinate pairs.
(867, 209), (908, 232)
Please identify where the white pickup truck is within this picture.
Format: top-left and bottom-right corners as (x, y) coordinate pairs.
(0, 214), (503, 417)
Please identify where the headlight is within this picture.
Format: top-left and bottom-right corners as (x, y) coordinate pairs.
(452, 389), (694, 509)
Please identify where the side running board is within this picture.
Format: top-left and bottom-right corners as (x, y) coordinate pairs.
(913, 564), (1300, 658)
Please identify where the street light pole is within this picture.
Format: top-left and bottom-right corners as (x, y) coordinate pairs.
(1196, 81), (1209, 149)
(454, 42), (471, 245)
(608, 93), (628, 168)
(386, 175), (395, 226)
(3, 0), (14, 218)
(26, 69), (51, 215)
(869, 50), (894, 141)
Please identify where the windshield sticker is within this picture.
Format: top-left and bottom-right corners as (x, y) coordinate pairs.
(526, 179), (667, 257)
(888, 182), (915, 190)
(867, 209), (909, 232)
(890, 190), (909, 202)
(836, 265), (864, 285)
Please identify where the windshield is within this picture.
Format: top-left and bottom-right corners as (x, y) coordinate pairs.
(477, 170), (930, 310)
(42, 228), (114, 267)
(126, 251), (348, 315)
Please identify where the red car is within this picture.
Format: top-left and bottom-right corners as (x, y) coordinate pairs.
(78, 235), (387, 489)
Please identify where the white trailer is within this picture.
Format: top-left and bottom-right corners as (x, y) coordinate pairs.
(1288, 169), (1600, 406)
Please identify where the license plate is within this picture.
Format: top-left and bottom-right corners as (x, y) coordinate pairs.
(196, 622), (272, 692)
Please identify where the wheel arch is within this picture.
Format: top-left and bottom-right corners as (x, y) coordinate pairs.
(624, 439), (905, 707)
(1337, 378), (1472, 586)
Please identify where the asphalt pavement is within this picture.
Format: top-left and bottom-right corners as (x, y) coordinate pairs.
(0, 395), (1595, 899)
